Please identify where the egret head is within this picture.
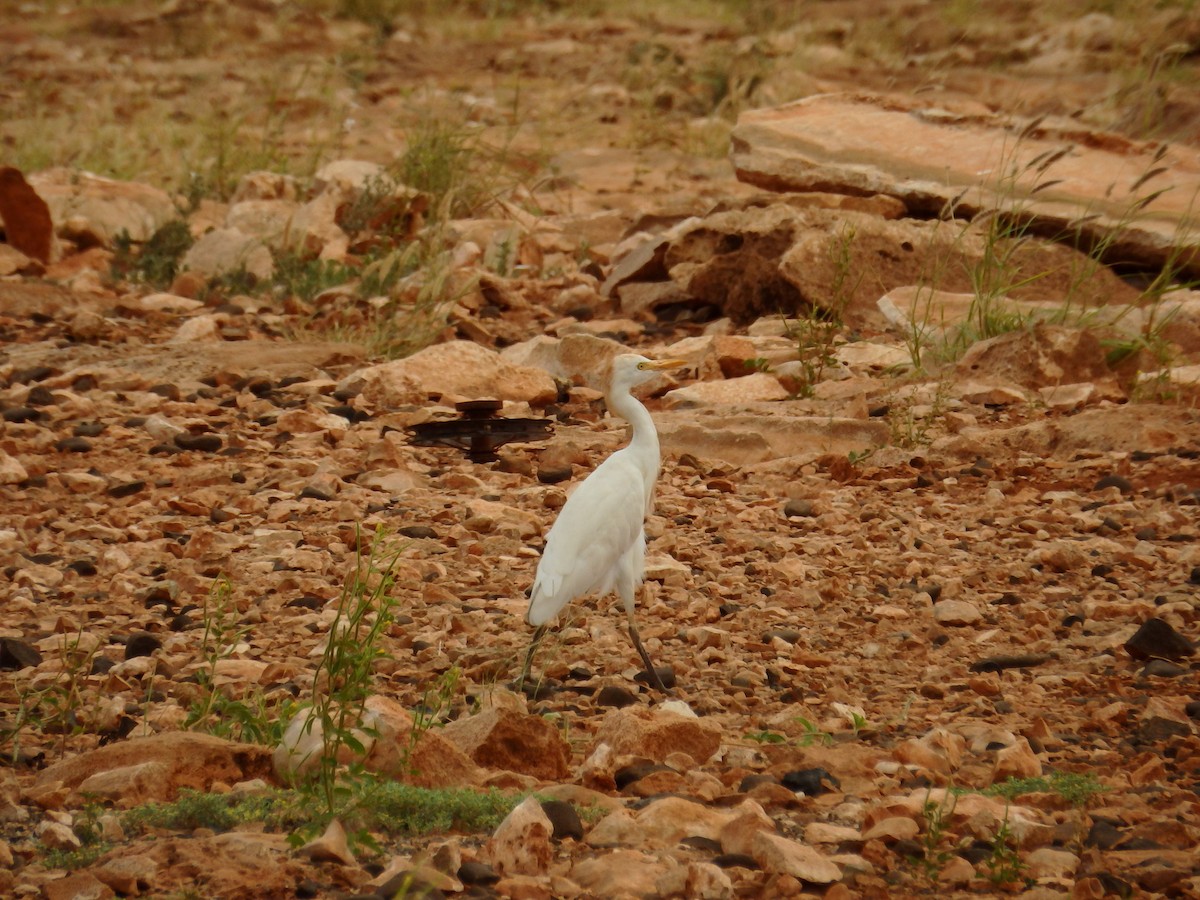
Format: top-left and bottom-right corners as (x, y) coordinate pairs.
(609, 353), (687, 397)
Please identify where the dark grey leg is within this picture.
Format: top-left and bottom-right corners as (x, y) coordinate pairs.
(627, 613), (670, 694)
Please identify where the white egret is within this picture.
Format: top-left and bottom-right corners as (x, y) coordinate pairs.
(518, 353), (686, 694)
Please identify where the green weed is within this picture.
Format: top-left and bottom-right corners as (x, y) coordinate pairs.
(183, 577), (289, 746)
(745, 730), (786, 745)
(985, 771), (1109, 807)
(982, 810), (1031, 888)
(908, 790), (959, 885)
(111, 220), (194, 289)
(794, 716), (834, 747)
(285, 526), (403, 816)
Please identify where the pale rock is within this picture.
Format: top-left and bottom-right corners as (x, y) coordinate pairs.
(487, 796), (554, 876)
(570, 849), (670, 896)
(313, 158), (386, 194)
(139, 292), (204, 313)
(833, 341), (912, 373)
(718, 799), (777, 856)
(286, 190), (349, 259)
(37, 820), (81, 851)
(345, 340), (558, 406)
(954, 378), (1029, 406)
(78, 761), (171, 805)
(751, 831), (841, 883)
(731, 92), (1200, 272)
(357, 470), (424, 495)
(933, 598), (983, 626)
(92, 854), (159, 895)
(500, 332), (635, 390)
(590, 706), (722, 764)
(299, 817), (357, 867)
(36, 732), (272, 798)
(664, 371), (789, 407)
(1025, 847), (1080, 879)
(938, 854), (975, 886)
(992, 737), (1043, 782)
(181, 227), (274, 280)
(804, 822), (861, 844)
(655, 861), (734, 899)
(169, 315), (222, 343)
(40, 872), (115, 900)
(30, 168), (175, 244)
(141, 414), (186, 441)
(1038, 383), (1099, 410)
(585, 807), (645, 846)
(634, 796), (734, 848)
(0, 450), (28, 485)
(225, 199), (298, 248)
(275, 707), (378, 781)
(657, 411), (888, 467)
(861, 815), (920, 842)
(893, 727), (967, 776)
(231, 170), (298, 202)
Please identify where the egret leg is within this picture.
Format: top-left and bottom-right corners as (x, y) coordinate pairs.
(516, 623), (548, 694)
(627, 610), (670, 694)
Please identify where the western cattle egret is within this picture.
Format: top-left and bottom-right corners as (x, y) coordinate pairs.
(517, 353), (686, 694)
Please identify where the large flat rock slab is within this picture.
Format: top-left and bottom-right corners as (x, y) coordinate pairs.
(731, 92), (1200, 275)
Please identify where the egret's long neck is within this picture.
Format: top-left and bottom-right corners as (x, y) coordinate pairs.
(609, 388), (659, 462)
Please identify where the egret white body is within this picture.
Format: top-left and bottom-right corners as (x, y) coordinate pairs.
(518, 353), (685, 693)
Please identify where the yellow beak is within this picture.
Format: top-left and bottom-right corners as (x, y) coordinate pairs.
(643, 358), (687, 371)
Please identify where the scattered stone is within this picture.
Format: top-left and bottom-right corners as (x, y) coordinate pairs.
(539, 800), (584, 841)
(590, 706), (722, 764)
(0, 637), (42, 670)
(0, 167), (54, 263)
(298, 818), (357, 867)
(1124, 618), (1195, 661)
(441, 707), (571, 780)
(487, 796), (554, 876)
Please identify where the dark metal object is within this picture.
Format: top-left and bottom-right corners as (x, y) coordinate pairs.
(407, 399), (553, 463)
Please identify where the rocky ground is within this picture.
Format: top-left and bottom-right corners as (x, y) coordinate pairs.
(2, 1), (1200, 898)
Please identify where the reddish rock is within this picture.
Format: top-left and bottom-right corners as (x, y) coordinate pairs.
(36, 733), (274, 800)
(0, 167), (54, 263)
(442, 708), (571, 781)
(590, 707), (722, 764)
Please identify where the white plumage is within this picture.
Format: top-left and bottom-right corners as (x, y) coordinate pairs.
(518, 353), (685, 693)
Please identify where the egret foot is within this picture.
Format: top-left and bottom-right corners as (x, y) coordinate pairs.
(635, 664), (676, 693)
(628, 619), (672, 694)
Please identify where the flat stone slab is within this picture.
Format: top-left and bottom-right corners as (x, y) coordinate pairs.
(731, 92), (1200, 275)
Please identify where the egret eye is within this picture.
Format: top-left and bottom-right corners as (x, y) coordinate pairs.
(637, 362), (646, 370)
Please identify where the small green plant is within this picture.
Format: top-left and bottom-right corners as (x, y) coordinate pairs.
(183, 577), (287, 745)
(909, 790), (959, 885)
(986, 771), (1109, 807)
(742, 357), (772, 373)
(983, 810), (1031, 888)
(406, 666), (461, 773)
(2, 626), (101, 763)
(794, 716), (834, 747)
(111, 220), (194, 289)
(282, 525), (404, 828)
(745, 729), (786, 745)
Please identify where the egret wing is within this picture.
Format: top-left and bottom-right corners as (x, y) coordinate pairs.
(526, 451), (649, 627)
